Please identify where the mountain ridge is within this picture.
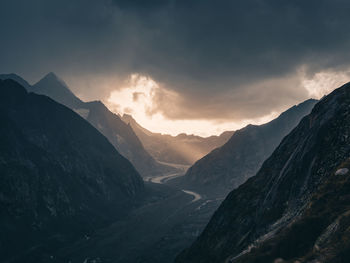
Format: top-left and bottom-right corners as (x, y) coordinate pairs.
(176, 82), (350, 263)
(0, 79), (144, 262)
(180, 98), (318, 196)
(122, 114), (234, 165)
(0, 72), (175, 177)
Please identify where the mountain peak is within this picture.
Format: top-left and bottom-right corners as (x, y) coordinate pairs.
(181, 98), (318, 196)
(176, 82), (350, 263)
(39, 72), (68, 87)
(33, 72), (84, 108)
(45, 71), (58, 78)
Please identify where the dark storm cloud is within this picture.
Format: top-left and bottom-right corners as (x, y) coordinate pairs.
(1, 0), (350, 120)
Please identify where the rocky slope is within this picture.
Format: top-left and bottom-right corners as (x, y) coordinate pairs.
(32, 72), (85, 108)
(181, 99), (317, 196)
(83, 100), (172, 177)
(1, 73), (174, 177)
(176, 82), (350, 263)
(122, 114), (234, 165)
(0, 79), (144, 262)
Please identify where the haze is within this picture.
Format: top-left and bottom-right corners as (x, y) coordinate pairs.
(1, 0), (350, 135)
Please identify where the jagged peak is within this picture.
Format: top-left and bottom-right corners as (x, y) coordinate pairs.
(45, 71), (58, 79)
(32, 72), (84, 108)
(37, 72), (68, 87)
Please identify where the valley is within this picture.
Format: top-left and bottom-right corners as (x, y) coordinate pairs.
(3, 2), (350, 262)
(55, 168), (219, 263)
(144, 165), (202, 203)
(0, 74), (320, 262)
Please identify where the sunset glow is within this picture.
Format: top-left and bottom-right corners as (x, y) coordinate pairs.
(106, 74), (280, 136)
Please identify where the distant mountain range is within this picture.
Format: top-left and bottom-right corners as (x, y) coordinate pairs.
(176, 82), (350, 262)
(122, 114), (234, 165)
(4, 72), (350, 263)
(180, 99), (317, 196)
(0, 73), (175, 177)
(0, 79), (144, 262)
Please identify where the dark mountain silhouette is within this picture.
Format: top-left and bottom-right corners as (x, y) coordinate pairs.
(1, 72), (175, 177)
(0, 73), (32, 89)
(0, 79), (144, 262)
(181, 99), (317, 196)
(122, 114), (234, 165)
(176, 82), (350, 263)
(32, 72), (85, 108)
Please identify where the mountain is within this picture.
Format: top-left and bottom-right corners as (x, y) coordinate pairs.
(82, 101), (172, 177)
(0, 73), (32, 90)
(33, 72), (85, 108)
(176, 82), (350, 263)
(1, 72), (174, 177)
(122, 114), (234, 165)
(181, 99), (317, 196)
(0, 79), (144, 262)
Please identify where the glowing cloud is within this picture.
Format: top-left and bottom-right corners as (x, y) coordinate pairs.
(107, 74), (158, 117)
(105, 74), (281, 136)
(302, 70), (350, 99)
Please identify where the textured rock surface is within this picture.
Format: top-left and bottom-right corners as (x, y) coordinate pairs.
(181, 99), (317, 196)
(0, 79), (144, 262)
(1, 73), (174, 177)
(176, 82), (350, 263)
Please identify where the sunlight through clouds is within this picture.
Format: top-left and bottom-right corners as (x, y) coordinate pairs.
(107, 74), (158, 116)
(302, 70), (350, 99)
(103, 68), (350, 136)
(106, 74), (281, 136)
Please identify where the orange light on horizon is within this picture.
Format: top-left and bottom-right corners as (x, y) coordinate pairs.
(105, 74), (280, 137)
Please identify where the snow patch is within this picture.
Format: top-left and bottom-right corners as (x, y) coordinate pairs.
(335, 168), (349, 175)
(182, 190), (201, 202)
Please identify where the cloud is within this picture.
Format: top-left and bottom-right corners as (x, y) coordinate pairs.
(302, 69), (350, 99)
(132, 92), (145, 102)
(1, 0), (350, 123)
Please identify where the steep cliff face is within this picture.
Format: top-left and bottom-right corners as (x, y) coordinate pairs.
(84, 101), (173, 176)
(181, 99), (317, 196)
(2, 72), (174, 177)
(176, 82), (350, 263)
(0, 79), (144, 261)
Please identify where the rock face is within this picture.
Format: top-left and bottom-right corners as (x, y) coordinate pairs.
(32, 72), (85, 109)
(83, 100), (173, 177)
(1, 72), (174, 177)
(0, 79), (144, 262)
(181, 99), (317, 196)
(176, 82), (350, 263)
(122, 114), (234, 165)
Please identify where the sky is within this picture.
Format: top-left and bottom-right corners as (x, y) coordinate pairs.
(1, 0), (350, 136)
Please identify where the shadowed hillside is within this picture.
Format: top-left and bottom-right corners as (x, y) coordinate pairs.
(180, 99), (317, 197)
(0, 79), (144, 262)
(0, 73), (176, 177)
(176, 82), (350, 263)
